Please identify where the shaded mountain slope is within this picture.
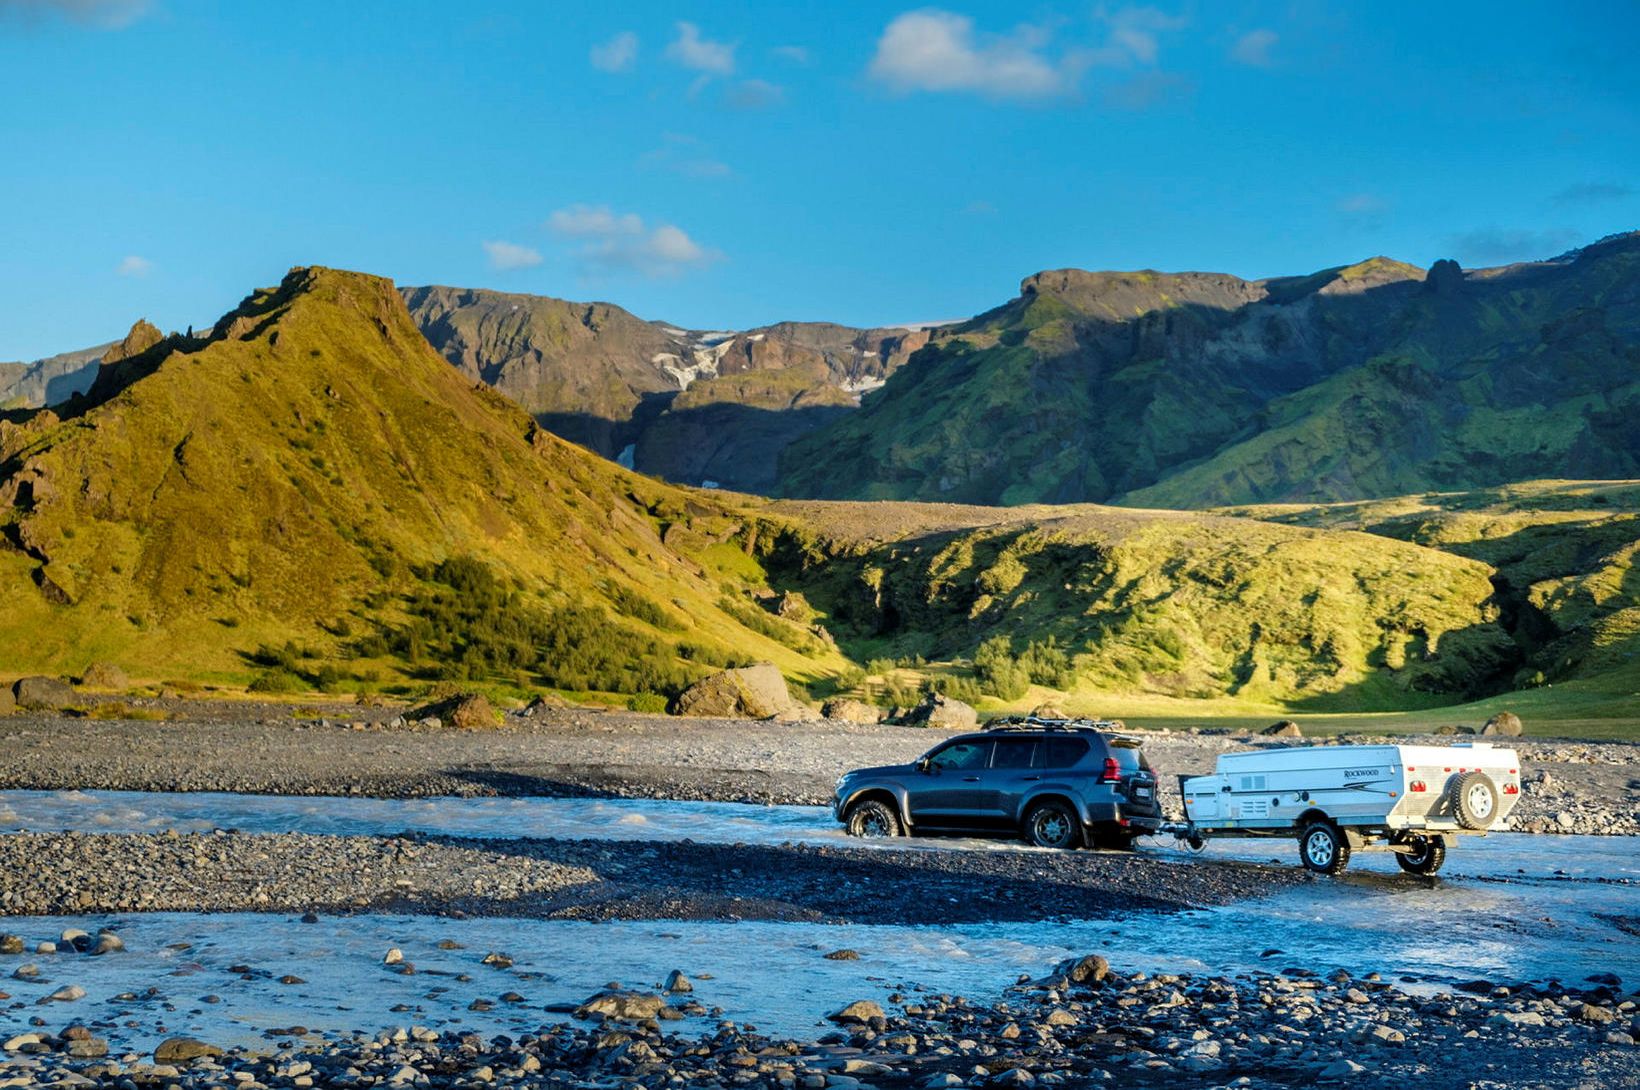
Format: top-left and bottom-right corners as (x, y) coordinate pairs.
(776, 236), (1640, 508)
(404, 285), (930, 491)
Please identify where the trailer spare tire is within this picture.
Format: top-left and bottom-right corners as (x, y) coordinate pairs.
(1451, 771), (1500, 830)
(1299, 821), (1350, 875)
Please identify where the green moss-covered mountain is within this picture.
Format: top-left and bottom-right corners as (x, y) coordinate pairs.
(0, 267), (849, 692)
(404, 285), (931, 492)
(777, 233), (1640, 508)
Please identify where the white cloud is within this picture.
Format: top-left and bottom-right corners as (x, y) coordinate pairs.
(640, 134), (733, 179)
(547, 204), (719, 278)
(116, 254), (152, 277)
(867, 9), (1088, 100)
(1089, 6), (1189, 67)
(725, 78), (785, 110)
(0, 0), (148, 28)
(1230, 28), (1277, 67)
(1446, 227), (1581, 266)
(590, 30), (638, 73)
(666, 21), (734, 75)
(1337, 193), (1386, 215)
(772, 44), (810, 65)
(482, 240), (543, 271)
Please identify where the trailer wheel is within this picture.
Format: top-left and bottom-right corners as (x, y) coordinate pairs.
(844, 799), (902, 838)
(1395, 835), (1446, 875)
(1299, 821), (1350, 875)
(1025, 801), (1084, 850)
(1451, 771), (1500, 831)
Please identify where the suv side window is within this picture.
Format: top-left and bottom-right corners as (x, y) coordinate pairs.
(929, 740), (992, 770)
(1036, 738), (1090, 769)
(991, 738), (1037, 769)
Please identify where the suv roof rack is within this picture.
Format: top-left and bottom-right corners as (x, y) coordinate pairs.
(984, 715), (1121, 734)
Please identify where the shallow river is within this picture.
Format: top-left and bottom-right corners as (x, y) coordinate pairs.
(0, 791), (1633, 1052)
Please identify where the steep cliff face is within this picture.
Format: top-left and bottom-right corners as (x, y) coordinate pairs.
(404, 285), (934, 490)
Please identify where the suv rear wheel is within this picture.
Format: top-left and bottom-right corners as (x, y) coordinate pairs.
(844, 798), (902, 838)
(1025, 800), (1084, 850)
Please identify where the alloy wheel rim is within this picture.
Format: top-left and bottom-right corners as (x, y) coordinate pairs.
(1037, 813), (1069, 844)
(1306, 830), (1333, 866)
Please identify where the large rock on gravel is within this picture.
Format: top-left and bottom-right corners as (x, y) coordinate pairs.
(13, 675), (76, 710)
(674, 663), (795, 719)
(1481, 711), (1524, 736)
(901, 693), (977, 730)
(1261, 720), (1303, 738)
(0, 686), (13, 716)
(1053, 953), (1110, 985)
(413, 692), (499, 730)
(827, 999), (886, 1024)
(1030, 703), (1071, 720)
(822, 698), (882, 724)
(575, 990), (669, 1021)
(78, 662), (129, 690)
(154, 1038), (222, 1064)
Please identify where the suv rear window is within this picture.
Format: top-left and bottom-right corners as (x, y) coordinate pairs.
(1107, 738), (1151, 771)
(1035, 738), (1089, 769)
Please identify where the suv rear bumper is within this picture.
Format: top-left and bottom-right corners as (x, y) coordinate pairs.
(1084, 801), (1162, 832)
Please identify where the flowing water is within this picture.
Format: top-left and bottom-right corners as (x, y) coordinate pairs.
(0, 790), (1633, 1053)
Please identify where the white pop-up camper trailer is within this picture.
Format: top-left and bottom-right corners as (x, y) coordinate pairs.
(1175, 742), (1521, 875)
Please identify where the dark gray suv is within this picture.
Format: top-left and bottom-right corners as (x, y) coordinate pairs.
(832, 718), (1162, 849)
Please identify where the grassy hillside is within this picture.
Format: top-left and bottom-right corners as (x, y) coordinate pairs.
(1220, 480), (1640, 722)
(0, 267), (848, 698)
(757, 499), (1516, 711)
(778, 234), (1640, 508)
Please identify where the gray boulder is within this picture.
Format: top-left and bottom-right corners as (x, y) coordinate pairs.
(902, 693), (977, 730)
(575, 990), (668, 1021)
(1481, 711), (1524, 737)
(154, 1038), (222, 1064)
(822, 697), (882, 724)
(78, 662), (129, 690)
(674, 663), (795, 719)
(13, 676), (76, 710)
(1261, 720), (1303, 738)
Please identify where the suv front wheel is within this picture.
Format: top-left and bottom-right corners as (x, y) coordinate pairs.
(844, 798), (903, 838)
(1025, 800), (1084, 850)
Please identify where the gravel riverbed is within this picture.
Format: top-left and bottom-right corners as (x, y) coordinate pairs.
(2, 951), (1635, 1088)
(1, 705), (1636, 833)
(0, 831), (1300, 923)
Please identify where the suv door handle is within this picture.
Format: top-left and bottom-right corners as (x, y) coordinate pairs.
(962, 776), (981, 782)
(1021, 776), (1041, 781)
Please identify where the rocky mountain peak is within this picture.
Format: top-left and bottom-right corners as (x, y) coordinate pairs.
(99, 319), (165, 365)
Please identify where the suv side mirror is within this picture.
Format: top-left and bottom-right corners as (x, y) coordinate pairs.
(916, 757), (932, 774)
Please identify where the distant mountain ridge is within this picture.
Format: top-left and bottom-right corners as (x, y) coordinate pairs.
(777, 233), (1640, 507)
(403, 285), (933, 492)
(0, 341), (109, 409)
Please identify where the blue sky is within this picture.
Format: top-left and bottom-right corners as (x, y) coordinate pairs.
(2, 0), (1637, 359)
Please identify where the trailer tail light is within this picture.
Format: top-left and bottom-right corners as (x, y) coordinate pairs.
(1100, 757), (1122, 783)
(1409, 780), (1427, 793)
(1503, 784), (1519, 795)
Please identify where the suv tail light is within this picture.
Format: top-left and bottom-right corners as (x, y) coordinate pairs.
(1100, 757), (1122, 784)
